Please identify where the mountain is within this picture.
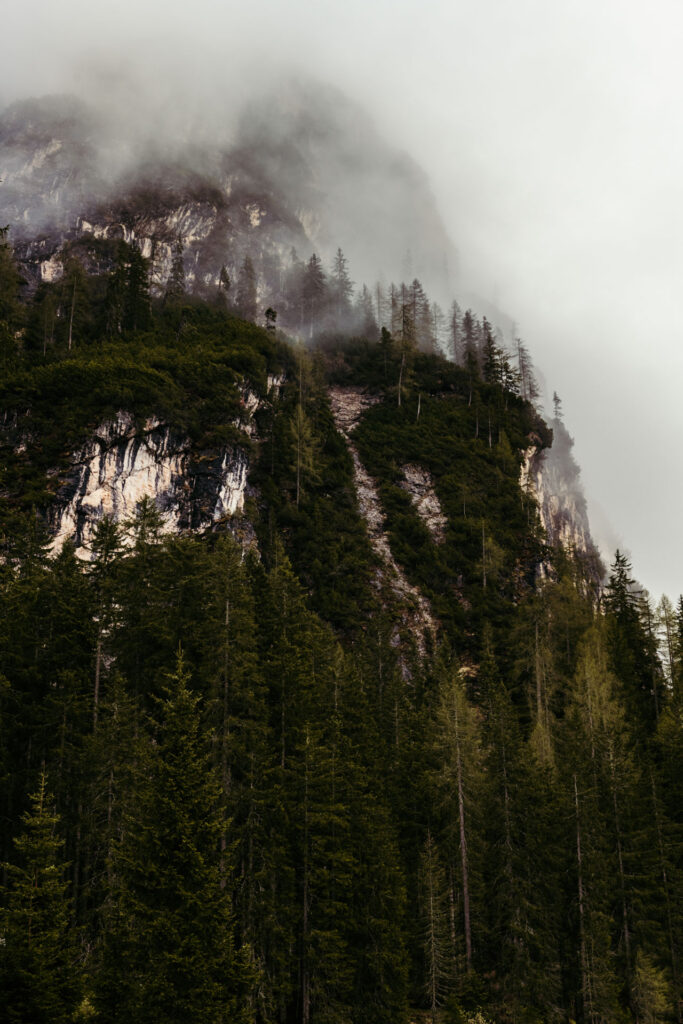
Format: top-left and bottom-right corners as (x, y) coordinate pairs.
(0, 80), (456, 300)
(0, 84), (679, 1024)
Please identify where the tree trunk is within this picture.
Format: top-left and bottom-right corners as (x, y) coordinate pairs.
(574, 774), (593, 1023)
(608, 748), (631, 981)
(93, 632), (102, 731)
(453, 694), (472, 969)
(68, 280), (76, 351)
(650, 769), (681, 1021)
(220, 598), (231, 888)
(302, 735), (311, 1024)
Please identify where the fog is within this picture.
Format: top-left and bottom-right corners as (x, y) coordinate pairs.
(3, 0), (682, 600)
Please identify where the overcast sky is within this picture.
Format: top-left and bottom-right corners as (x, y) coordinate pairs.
(4, 0), (682, 600)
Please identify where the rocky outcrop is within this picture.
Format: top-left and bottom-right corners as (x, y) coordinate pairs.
(1, 80), (457, 301)
(521, 418), (599, 567)
(48, 412), (252, 559)
(399, 464), (447, 543)
(328, 387), (437, 652)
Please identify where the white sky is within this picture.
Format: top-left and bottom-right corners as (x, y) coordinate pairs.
(4, 0), (683, 600)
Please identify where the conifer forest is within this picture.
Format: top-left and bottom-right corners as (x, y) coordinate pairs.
(0, 158), (681, 1024)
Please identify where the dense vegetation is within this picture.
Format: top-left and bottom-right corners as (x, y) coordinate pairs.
(0, 232), (681, 1024)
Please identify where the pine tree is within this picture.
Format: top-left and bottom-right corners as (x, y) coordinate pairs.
(105, 245), (128, 336)
(355, 283), (378, 338)
(481, 319), (502, 385)
(0, 225), (24, 371)
(123, 242), (151, 332)
(478, 625), (562, 1019)
(302, 254), (327, 336)
(218, 264), (231, 307)
(330, 247), (354, 322)
(430, 666), (484, 978)
(236, 255), (258, 322)
(419, 830), (454, 1020)
(59, 254), (88, 351)
(410, 278), (433, 350)
(89, 517), (123, 730)
(448, 300), (462, 363)
(0, 773), (80, 1024)
(95, 654), (254, 1023)
(604, 551), (662, 731)
(515, 337), (539, 404)
(165, 237), (186, 303)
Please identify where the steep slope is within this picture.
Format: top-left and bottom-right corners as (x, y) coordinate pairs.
(1, 293), (677, 1024)
(1, 306), (559, 650)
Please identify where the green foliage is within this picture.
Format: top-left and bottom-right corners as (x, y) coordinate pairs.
(0, 302), (285, 520)
(0, 272), (680, 1024)
(95, 654), (254, 1023)
(0, 774), (80, 1024)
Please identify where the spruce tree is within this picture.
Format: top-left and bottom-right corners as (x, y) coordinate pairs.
(604, 551), (662, 731)
(123, 242), (151, 332)
(0, 773), (80, 1024)
(330, 247), (353, 322)
(0, 225), (24, 372)
(236, 255), (258, 322)
(302, 254), (327, 336)
(95, 654), (253, 1023)
(165, 237), (186, 304)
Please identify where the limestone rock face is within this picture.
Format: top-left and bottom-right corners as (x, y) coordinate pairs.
(521, 417), (601, 577)
(399, 464), (447, 543)
(1, 81), (456, 303)
(48, 412), (251, 559)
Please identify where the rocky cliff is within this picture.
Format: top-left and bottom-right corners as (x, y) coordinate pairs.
(521, 416), (602, 585)
(0, 80), (456, 302)
(46, 412), (251, 558)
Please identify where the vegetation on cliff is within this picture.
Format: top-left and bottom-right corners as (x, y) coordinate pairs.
(0, 238), (680, 1024)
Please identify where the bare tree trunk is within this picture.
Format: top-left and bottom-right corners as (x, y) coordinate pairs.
(535, 621), (543, 722)
(650, 769), (681, 1022)
(425, 833), (439, 1022)
(448, 864), (458, 966)
(302, 735), (311, 1024)
(574, 774), (593, 1024)
(220, 598), (231, 888)
(93, 632), (102, 731)
(296, 355), (304, 507)
(453, 694), (472, 970)
(68, 280), (76, 351)
(296, 433), (301, 508)
(608, 748), (631, 981)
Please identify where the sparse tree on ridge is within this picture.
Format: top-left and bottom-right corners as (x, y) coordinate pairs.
(516, 337), (539, 404)
(165, 236), (186, 303)
(0, 224), (24, 370)
(302, 253), (327, 337)
(236, 255), (258, 322)
(355, 283), (378, 338)
(448, 299), (462, 363)
(330, 247), (354, 322)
